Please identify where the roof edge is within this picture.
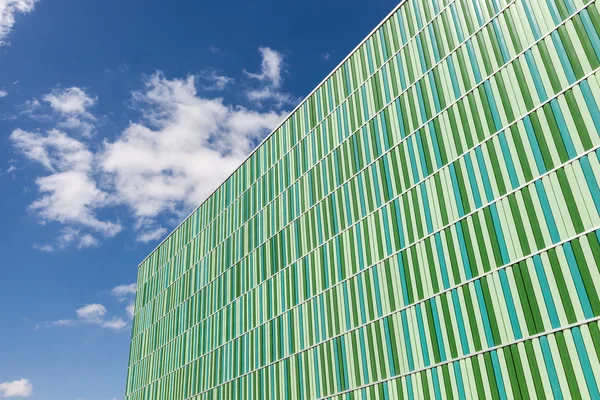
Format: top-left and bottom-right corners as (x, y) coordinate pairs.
(136, 0), (406, 268)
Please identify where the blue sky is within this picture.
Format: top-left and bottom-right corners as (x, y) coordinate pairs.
(0, 0), (398, 398)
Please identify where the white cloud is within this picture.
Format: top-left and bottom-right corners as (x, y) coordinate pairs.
(9, 90), (103, 245)
(76, 303), (107, 322)
(0, 89), (7, 97)
(33, 228), (100, 252)
(11, 88), (98, 136)
(10, 128), (92, 172)
(31, 171), (121, 236)
(111, 283), (136, 297)
(0, 378), (33, 398)
(60, 115), (96, 137)
(0, 0), (37, 43)
(42, 87), (97, 136)
(244, 47), (298, 107)
(56, 226), (80, 248)
(111, 284), (137, 318)
(11, 52), (293, 245)
(43, 87), (96, 116)
(136, 226), (167, 243)
(321, 52), (332, 61)
(40, 303), (128, 331)
(10, 129), (122, 238)
(101, 71), (286, 238)
(244, 46), (284, 87)
(78, 233), (99, 249)
(33, 243), (54, 252)
(100, 317), (127, 330)
(198, 70), (234, 91)
(40, 319), (75, 327)
(17, 99), (42, 118)
(246, 87), (298, 108)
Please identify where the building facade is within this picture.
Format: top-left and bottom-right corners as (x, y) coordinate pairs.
(126, 0), (600, 398)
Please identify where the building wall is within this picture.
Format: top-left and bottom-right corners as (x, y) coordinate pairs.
(126, 0), (600, 398)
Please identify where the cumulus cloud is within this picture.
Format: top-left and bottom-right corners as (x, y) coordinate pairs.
(39, 303), (128, 330)
(42, 87), (98, 136)
(11, 47), (292, 245)
(31, 171), (120, 235)
(78, 233), (99, 249)
(76, 303), (107, 322)
(0, 0), (37, 44)
(126, 303), (135, 318)
(0, 89), (7, 97)
(10, 129), (122, 238)
(101, 71), (286, 240)
(0, 378), (33, 397)
(10, 128), (93, 172)
(43, 87), (97, 116)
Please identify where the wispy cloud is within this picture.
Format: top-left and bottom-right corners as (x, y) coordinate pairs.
(35, 228), (100, 251)
(244, 46), (285, 87)
(0, 89), (8, 98)
(244, 46), (299, 107)
(111, 283), (136, 298)
(198, 70), (234, 91)
(0, 0), (38, 45)
(43, 87), (98, 136)
(38, 303), (128, 331)
(135, 226), (167, 243)
(111, 283), (137, 319)
(0, 378), (33, 398)
(32, 243), (54, 252)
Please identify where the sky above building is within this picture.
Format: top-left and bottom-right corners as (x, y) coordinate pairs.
(0, 0), (400, 399)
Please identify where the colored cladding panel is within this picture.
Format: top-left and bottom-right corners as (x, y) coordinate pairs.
(125, 0), (600, 398)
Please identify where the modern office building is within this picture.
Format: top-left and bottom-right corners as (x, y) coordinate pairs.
(126, 0), (600, 398)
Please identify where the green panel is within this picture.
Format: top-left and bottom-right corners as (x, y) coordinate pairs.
(126, 0), (600, 398)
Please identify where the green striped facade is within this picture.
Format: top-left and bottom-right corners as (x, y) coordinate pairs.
(125, 0), (600, 398)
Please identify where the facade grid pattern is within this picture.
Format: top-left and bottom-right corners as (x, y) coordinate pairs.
(126, 0), (600, 398)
